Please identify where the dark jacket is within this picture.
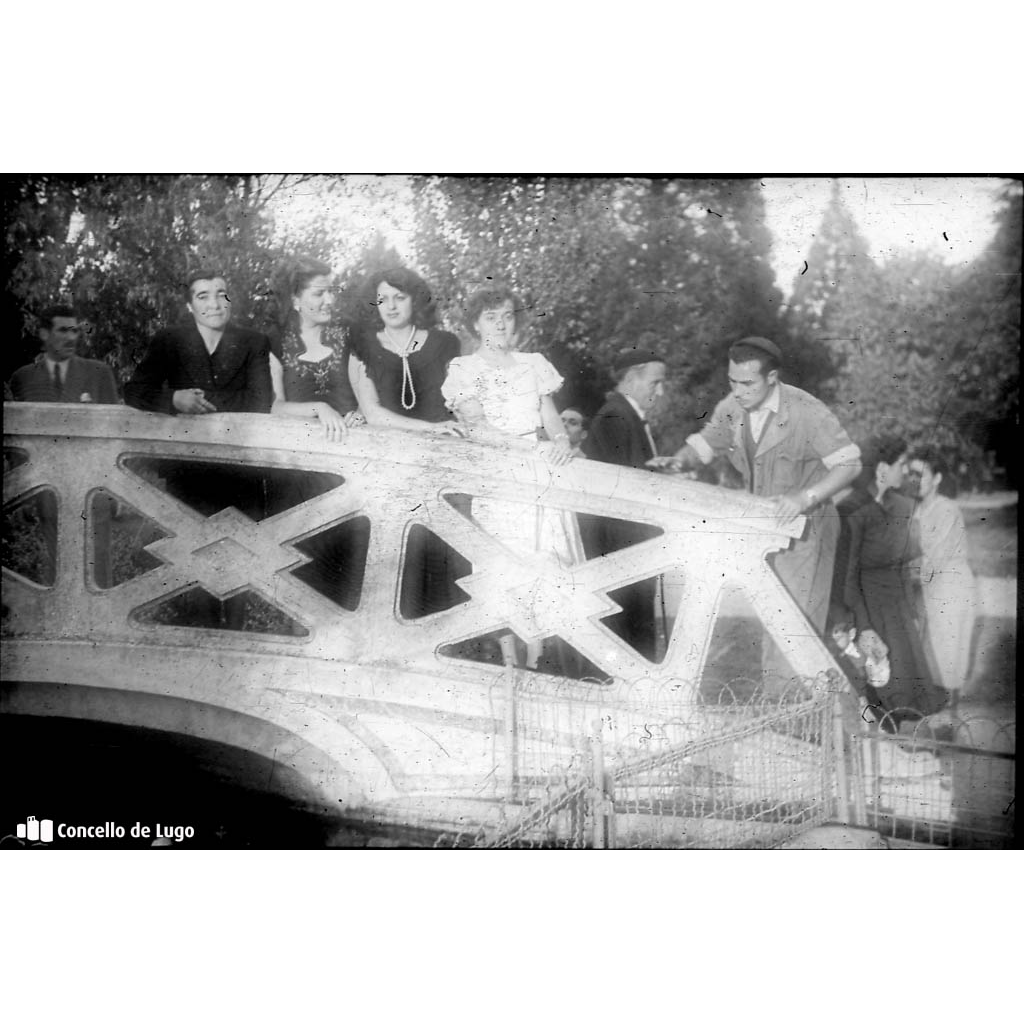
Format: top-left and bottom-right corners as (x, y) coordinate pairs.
(125, 321), (272, 415)
(583, 391), (655, 469)
(9, 354), (120, 404)
(581, 390), (660, 557)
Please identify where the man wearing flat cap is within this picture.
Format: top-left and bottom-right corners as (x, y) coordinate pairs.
(581, 347), (667, 659)
(651, 337), (861, 683)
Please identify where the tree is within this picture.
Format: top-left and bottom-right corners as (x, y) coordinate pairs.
(783, 178), (874, 404)
(783, 177), (1021, 486)
(943, 182), (1021, 484)
(407, 176), (789, 450)
(2, 175), (307, 383)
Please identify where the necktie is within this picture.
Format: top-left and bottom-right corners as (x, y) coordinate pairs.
(52, 363), (64, 399)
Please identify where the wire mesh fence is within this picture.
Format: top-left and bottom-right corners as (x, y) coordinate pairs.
(434, 674), (841, 848)
(428, 672), (1015, 850)
(848, 708), (1015, 848)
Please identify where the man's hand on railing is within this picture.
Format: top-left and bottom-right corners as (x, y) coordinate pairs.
(172, 388), (217, 415)
(537, 436), (573, 466)
(647, 456), (698, 480)
(769, 490), (808, 528)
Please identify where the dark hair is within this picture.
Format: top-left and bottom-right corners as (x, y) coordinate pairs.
(908, 445), (958, 497)
(728, 341), (779, 376)
(851, 433), (908, 492)
(561, 407), (587, 427)
(184, 267), (228, 300)
(464, 284), (527, 340)
(908, 445), (949, 480)
(357, 267), (438, 331)
(39, 304), (77, 330)
(859, 434), (908, 474)
(271, 255), (333, 332)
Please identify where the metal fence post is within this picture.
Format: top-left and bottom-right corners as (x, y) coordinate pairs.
(832, 691), (851, 824)
(504, 671), (517, 802)
(590, 719), (608, 849)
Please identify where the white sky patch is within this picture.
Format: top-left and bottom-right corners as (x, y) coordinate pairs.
(761, 176), (1011, 298)
(266, 175), (1012, 301)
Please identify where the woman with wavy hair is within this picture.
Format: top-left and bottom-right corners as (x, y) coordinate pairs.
(266, 257), (367, 606)
(347, 265), (467, 616)
(442, 284), (581, 670)
(269, 255), (362, 440)
(347, 266), (461, 436)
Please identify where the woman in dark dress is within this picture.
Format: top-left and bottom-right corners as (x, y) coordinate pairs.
(269, 255), (362, 438)
(267, 256), (367, 607)
(347, 267), (462, 435)
(842, 435), (947, 728)
(347, 267), (467, 616)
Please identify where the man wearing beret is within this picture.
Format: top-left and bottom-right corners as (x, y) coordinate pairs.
(582, 347), (668, 659)
(651, 337), (861, 685)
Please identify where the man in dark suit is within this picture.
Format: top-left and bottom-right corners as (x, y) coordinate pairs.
(125, 269), (272, 416)
(9, 304), (120, 404)
(124, 271), (273, 630)
(7, 304), (120, 585)
(582, 347), (668, 660)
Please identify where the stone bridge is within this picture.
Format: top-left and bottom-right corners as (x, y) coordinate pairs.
(2, 402), (845, 833)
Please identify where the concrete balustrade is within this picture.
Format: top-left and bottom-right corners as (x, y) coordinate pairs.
(3, 401), (845, 826)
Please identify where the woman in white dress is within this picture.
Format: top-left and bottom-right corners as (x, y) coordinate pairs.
(907, 448), (977, 697)
(442, 285), (583, 667)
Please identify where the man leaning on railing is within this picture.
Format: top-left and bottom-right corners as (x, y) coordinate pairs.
(123, 268), (273, 629)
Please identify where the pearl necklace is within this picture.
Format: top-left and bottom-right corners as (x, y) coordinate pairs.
(385, 324), (419, 411)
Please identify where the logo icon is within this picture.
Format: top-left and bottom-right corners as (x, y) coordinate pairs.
(16, 817), (54, 843)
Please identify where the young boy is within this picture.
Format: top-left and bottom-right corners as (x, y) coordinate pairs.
(828, 606), (893, 730)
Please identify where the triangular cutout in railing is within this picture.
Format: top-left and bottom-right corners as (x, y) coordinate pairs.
(699, 583), (803, 705)
(133, 585), (308, 636)
(3, 488), (58, 586)
(440, 628), (609, 681)
(121, 456), (344, 522)
(3, 447), (30, 472)
(89, 489), (170, 590)
(399, 524), (472, 619)
(577, 511), (664, 559)
(289, 515), (371, 611)
(599, 576), (670, 664)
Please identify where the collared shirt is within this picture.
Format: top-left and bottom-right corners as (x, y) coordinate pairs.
(747, 384), (780, 443)
(688, 385), (780, 464)
(622, 393), (658, 456)
(43, 356), (69, 386)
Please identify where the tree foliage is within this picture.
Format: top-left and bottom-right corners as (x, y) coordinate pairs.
(2, 175), (302, 382)
(783, 179), (1020, 486)
(3, 174), (1016, 485)
(406, 176), (792, 451)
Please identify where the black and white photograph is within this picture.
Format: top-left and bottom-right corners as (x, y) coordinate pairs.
(2, 6), (1021, 1017)
(2, 174), (1017, 852)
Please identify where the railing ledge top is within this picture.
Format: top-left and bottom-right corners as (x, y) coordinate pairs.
(4, 401), (804, 539)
